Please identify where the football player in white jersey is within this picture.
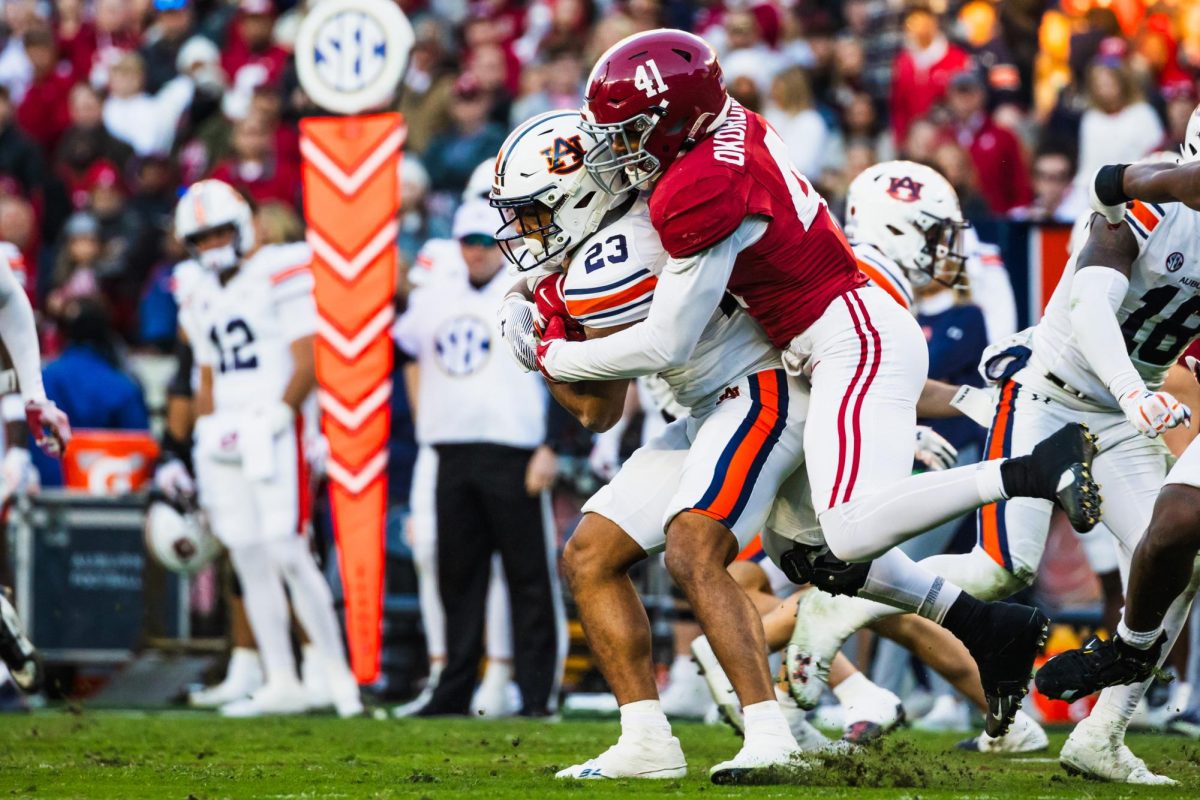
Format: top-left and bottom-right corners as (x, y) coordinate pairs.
(0, 243), (71, 694)
(1034, 139), (1200, 778)
(790, 149), (1200, 782)
(174, 180), (362, 718)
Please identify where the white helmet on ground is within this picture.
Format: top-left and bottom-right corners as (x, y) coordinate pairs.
(845, 160), (969, 288)
(144, 500), (221, 574)
(1182, 102), (1200, 163)
(490, 110), (618, 272)
(174, 179), (255, 272)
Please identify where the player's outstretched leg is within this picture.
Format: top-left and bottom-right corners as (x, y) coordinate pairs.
(0, 587), (40, 693)
(817, 423), (1100, 563)
(556, 515), (686, 780)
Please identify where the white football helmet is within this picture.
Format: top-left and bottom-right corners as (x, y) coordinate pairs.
(490, 110), (618, 272)
(144, 500), (221, 575)
(1182, 102), (1200, 163)
(174, 179), (256, 272)
(845, 160), (969, 288)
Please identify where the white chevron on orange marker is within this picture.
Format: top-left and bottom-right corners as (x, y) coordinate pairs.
(316, 305), (395, 360)
(319, 381), (393, 431)
(307, 220), (398, 282)
(299, 128), (406, 195)
(326, 451), (389, 495)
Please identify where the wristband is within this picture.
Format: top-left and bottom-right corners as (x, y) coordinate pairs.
(1094, 164), (1131, 207)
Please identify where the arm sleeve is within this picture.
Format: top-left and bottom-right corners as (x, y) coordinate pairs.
(0, 254), (46, 402)
(1068, 266), (1144, 398)
(392, 299), (423, 359)
(544, 217), (767, 382)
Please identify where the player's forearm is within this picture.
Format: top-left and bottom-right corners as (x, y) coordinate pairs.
(545, 240), (735, 381)
(196, 366), (215, 416)
(1122, 161), (1200, 210)
(546, 377), (629, 433)
(916, 379), (961, 418)
(0, 273), (45, 402)
(1069, 266), (1143, 398)
(282, 335), (317, 413)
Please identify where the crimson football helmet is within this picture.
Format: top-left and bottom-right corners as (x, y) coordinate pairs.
(581, 29), (730, 193)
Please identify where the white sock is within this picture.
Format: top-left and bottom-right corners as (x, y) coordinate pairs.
(1117, 619), (1162, 649)
(831, 671), (873, 707)
(821, 464), (1005, 561)
(226, 647), (261, 684)
(270, 537), (353, 678)
(411, 513), (446, 661)
(743, 700), (796, 745)
(301, 644), (325, 686)
(620, 699), (671, 736)
(230, 544), (296, 684)
(483, 658), (513, 687)
(860, 548), (962, 624)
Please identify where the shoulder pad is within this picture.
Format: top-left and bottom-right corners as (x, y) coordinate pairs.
(650, 173), (749, 258)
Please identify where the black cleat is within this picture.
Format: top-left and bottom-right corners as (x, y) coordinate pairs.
(1002, 423), (1101, 532)
(963, 602), (1049, 738)
(0, 588), (41, 693)
(1034, 634), (1167, 703)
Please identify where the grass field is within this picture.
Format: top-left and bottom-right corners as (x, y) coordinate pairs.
(0, 711), (1196, 799)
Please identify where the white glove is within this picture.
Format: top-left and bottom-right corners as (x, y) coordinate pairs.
(914, 425), (958, 471)
(588, 426), (623, 482)
(0, 447), (38, 505)
(1089, 167), (1127, 225)
(1119, 388), (1191, 438)
(497, 292), (539, 372)
(153, 457), (195, 502)
(250, 401), (295, 437)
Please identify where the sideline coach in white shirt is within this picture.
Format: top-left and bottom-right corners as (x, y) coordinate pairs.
(393, 201), (565, 716)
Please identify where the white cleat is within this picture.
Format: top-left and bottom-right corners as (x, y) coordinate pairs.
(777, 687), (833, 751)
(956, 710), (1048, 753)
(189, 649), (263, 709)
(786, 590), (857, 709)
(393, 684), (436, 718)
(220, 678), (310, 718)
(913, 695), (971, 733)
(691, 636), (743, 734)
(709, 738), (806, 785)
(556, 730), (687, 779)
(328, 668), (364, 718)
(660, 654), (716, 720)
(841, 688), (905, 744)
(301, 649), (334, 712)
(1060, 716), (1177, 785)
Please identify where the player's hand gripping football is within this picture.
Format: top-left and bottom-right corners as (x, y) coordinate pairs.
(24, 398), (71, 457)
(1118, 387), (1191, 439)
(531, 273), (584, 381)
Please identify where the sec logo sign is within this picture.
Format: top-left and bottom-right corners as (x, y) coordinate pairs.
(1167, 251), (1185, 273)
(296, 0), (414, 115)
(434, 316), (492, 377)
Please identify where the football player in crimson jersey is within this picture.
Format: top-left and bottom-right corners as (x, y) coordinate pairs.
(536, 29), (1101, 764)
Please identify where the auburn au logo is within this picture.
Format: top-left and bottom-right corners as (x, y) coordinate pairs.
(886, 176), (924, 203)
(542, 135), (585, 175)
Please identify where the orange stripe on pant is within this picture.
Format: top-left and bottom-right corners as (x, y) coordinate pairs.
(979, 381), (1017, 567)
(692, 371), (782, 524)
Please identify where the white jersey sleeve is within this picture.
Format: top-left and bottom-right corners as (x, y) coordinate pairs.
(262, 242), (316, 343)
(562, 209), (666, 329)
(851, 241), (912, 312)
(0, 243), (44, 401)
(964, 230), (1017, 343)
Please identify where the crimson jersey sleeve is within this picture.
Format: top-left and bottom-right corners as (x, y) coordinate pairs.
(650, 172), (754, 259)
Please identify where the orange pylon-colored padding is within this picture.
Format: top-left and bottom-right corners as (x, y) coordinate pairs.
(300, 113), (405, 683)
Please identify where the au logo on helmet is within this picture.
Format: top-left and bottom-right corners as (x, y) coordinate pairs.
(542, 135), (585, 175)
(887, 176), (924, 203)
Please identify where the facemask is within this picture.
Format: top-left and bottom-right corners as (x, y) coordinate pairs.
(198, 243), (239, 272)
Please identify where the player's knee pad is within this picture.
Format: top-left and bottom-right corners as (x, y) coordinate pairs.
(778, 542), (871, 597)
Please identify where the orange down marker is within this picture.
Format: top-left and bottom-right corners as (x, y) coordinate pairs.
(300, 113), (405, 683)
